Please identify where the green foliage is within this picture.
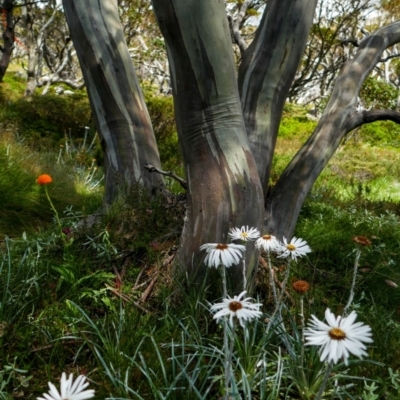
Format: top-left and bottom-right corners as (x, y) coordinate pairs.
(0, 94), (92, 149)
(357, 121), (400, 147)
(0, 137), (102, 238)
(360, 77), (399, 110)
(145, 92), (182, 172)
(278, 115), (317, 140)
(0, 72), (26, 98)
(0, 358), (32, 399)
(296, 196), (400, 370)
(2, 81), (400, 398)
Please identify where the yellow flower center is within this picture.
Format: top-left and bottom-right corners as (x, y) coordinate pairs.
(329, 327), (346, 340)
(229, 301), (243, 312)
(287, 244), (296, 251)
(241, 232), (249, 238)
(262, 235), (272, 240)
(216, 244), (228, 250)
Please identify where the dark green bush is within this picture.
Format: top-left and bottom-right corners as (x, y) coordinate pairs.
(145, 92), (182, 171)
(0, 94), (92, 149)
(360, 76), (399, 110)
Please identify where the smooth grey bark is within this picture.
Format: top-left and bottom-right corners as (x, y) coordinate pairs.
(152, 0), (264, 288)
(265, 21), (400, 238)
(0, 0), (16, 82)
(238, 0), (318, 192)
(63, 0), (164, 204)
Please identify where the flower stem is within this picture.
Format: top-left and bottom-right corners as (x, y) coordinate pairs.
(300, 294), (305, 360)
(220, 264), (230, 399)
(223, 316), (230, 400)
(267, 260), (291, 333)
(343, 248), (361, 316)
(242, 247), (247, 292)
(315, 362), (333, 400)
(227, 319), (236, 399)
(44, 185), (66, 245)
(267, 250), (278, 304)
(221, 264), (227, 299)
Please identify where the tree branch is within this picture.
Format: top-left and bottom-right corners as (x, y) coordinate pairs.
(144, 163), (187, 190)
(349, 109), (400, 130)
(340, 38), (359, 47)
(266, 21), (400, 238)
(228, 0), (252, 55)
(379, 53), (400, 62)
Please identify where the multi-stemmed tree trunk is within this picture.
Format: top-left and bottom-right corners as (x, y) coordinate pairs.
(62, 0), (164, 204)
(63, 0), (400, 290)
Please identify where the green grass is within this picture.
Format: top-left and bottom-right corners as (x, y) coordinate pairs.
(2, 72), (400, 398)
(0, 136), (103, 238)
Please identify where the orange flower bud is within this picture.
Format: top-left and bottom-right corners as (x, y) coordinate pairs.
(292, 280), (310, 294)
(352, 236), (371, 246)
(36, 174), (53, 185)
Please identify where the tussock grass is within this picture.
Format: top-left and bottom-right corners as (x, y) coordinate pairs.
(0, 133), (102, 238)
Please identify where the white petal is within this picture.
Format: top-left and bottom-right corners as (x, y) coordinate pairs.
(47, 382), (62, 400)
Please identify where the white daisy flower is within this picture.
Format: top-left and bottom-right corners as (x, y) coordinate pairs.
(228, 226), (260, 242)
(255, 233), (280, 252)
(37, 372), (95, 400)
(304, 308), (373, 365)
(277, 236), (311, 261)
(199, 243), (245, 268)
(210, 291), (262, 327)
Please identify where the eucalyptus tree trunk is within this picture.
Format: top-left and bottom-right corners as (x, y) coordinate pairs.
(238, 0), (318, 192)
(0, 0), (16, 82)
(152, 0), (264, 288)
(63, 0), (164, 203)
(265, 21), (400, 238)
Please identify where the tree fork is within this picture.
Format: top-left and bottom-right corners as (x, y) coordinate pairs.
(266, 21), (400, 239)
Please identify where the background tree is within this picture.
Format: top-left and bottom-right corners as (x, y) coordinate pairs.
(118, 0), (170, 93)
(22, 0), (58, 96)
(289, 0), (375, 104)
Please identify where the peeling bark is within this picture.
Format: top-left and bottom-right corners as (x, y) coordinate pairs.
(63, 0), (164, 204)
(152, 0), (264, 289)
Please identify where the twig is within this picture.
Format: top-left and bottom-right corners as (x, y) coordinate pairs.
(31, 340), (81, 353)
(105, 284), (150, 313)
(140, 274), (158, 302)
(144, 163), (187, 190)
(133, 267), (146, 289)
